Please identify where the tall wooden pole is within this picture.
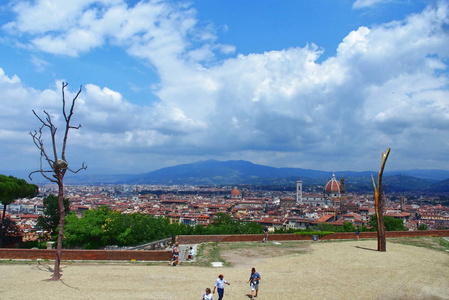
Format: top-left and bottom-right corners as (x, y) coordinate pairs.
(372, 148), (390, 252)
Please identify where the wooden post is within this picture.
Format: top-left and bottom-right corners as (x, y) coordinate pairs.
(372, 148), (390, 252)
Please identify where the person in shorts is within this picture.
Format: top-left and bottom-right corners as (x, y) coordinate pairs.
(169, 242), (180, 266)
(247, 267), (260, 299)
(263, 226), (268, 242)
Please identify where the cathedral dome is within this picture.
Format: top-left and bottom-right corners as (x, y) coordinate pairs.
(324, 173), (341, 193)
(230, 187), (241, 196)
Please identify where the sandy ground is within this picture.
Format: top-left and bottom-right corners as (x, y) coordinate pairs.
(0, 240), (448, 300)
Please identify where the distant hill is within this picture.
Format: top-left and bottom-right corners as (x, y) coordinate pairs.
(56, 159), (449, 192)
(387, 169), (449, 182)
(134, 160), (330, 184)
(427, 178), (449, 193)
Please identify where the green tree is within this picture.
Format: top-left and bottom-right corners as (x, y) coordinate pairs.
(208, 212), (238, 234)
(0, 175), (38, 248)
(369, 215), (406, 231)
(64, 207), (184, 248)
(107, 213), (172, 246)
(241, 222), (264, 234)
(64, 206), (116, 249)
(417, 223), (428, 230)
(36, 195), (70, 239)
(211, 213), (235, 227)
(2, 217), (22, 239)
(341, 221), (356, 232)
(316, 222), (335, 232)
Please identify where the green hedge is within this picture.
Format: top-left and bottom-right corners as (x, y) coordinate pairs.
(294, 231), (334, 237)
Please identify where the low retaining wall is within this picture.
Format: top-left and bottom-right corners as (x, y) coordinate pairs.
(0, 249), (172, 261)
(177, 230), (449, 244)
(1, 230), (447, 261)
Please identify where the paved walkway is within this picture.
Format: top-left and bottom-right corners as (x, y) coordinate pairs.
(177, 244), (198, 262)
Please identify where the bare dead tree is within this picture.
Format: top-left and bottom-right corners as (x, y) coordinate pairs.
(29, 82), (87, 280)
(371, 148), (390, 252)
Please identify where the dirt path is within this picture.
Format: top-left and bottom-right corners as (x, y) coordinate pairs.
(0, 240), (448, 300)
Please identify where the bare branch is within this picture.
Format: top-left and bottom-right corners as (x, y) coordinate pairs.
(67, 162), (87, 174)
(32, 110), (51, 129)
(66, 85), (82, 123)
(29, 127), (56, 171)
(28, 170), (58, 183)
(69, 124), (82, 130)
(61, 84), (82, 160)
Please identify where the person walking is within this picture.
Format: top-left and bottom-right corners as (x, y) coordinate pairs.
(263, 226), (268, 242)
(213, 274), (230, 300)
(247, 267), (261, 300)
(202, 287), (213, 300)
(169, 242), (180, 266)
(355, 226), (360, 241)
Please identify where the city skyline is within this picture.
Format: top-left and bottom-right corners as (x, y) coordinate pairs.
(1, 0), (448, 177)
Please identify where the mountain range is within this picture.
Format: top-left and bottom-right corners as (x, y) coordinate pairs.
(53, 159), (449, 192)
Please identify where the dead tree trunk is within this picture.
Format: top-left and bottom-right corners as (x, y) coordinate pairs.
(54, 170), (65, 280)
(30, 82), (86, 280)
(372, 148), (390, 252)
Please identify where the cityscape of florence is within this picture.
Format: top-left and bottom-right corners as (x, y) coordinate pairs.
(1, 0), (449, 299)
(4, 163), (449, 246)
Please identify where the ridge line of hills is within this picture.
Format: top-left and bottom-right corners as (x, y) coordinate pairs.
(54, 159), (449, 192)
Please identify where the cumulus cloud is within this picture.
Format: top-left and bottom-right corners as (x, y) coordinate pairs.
(3, 0), (211, 61)
(0, 0), (449, 173)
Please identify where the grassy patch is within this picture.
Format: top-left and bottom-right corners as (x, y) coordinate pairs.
(388, 236), (449, 253)
(294, 231), (334, 237)
(438, 237), (449, 249)
(193, 242), (231, 267)
(225, 241), (309, 250)
(192, 241), (311, 267)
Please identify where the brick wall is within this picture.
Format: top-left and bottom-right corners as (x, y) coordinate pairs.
(0, 249), (172, 261)
(178, 230), (449, 244)
(1, 230), (447, 261)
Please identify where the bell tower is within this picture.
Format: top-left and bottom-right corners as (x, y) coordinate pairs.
(296, 180), (303, 204)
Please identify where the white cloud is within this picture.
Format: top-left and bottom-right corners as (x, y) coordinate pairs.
(1, 1), (449, 173)
(3, 0), (212, 62)
(353, 0), (393, 9)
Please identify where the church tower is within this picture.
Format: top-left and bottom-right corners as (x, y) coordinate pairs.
(339, 177), (346, 207)
(296, 180), (303, 205)
(400, 197), (406, 211)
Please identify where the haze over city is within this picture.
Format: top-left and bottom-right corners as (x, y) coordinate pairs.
(1, 0), (448, 177)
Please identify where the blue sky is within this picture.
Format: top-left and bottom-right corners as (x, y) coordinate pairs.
(0, 0), (448, 178)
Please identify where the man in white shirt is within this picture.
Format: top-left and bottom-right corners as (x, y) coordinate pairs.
(187, 246), (195, 260)
(212, 274), (230, 300)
